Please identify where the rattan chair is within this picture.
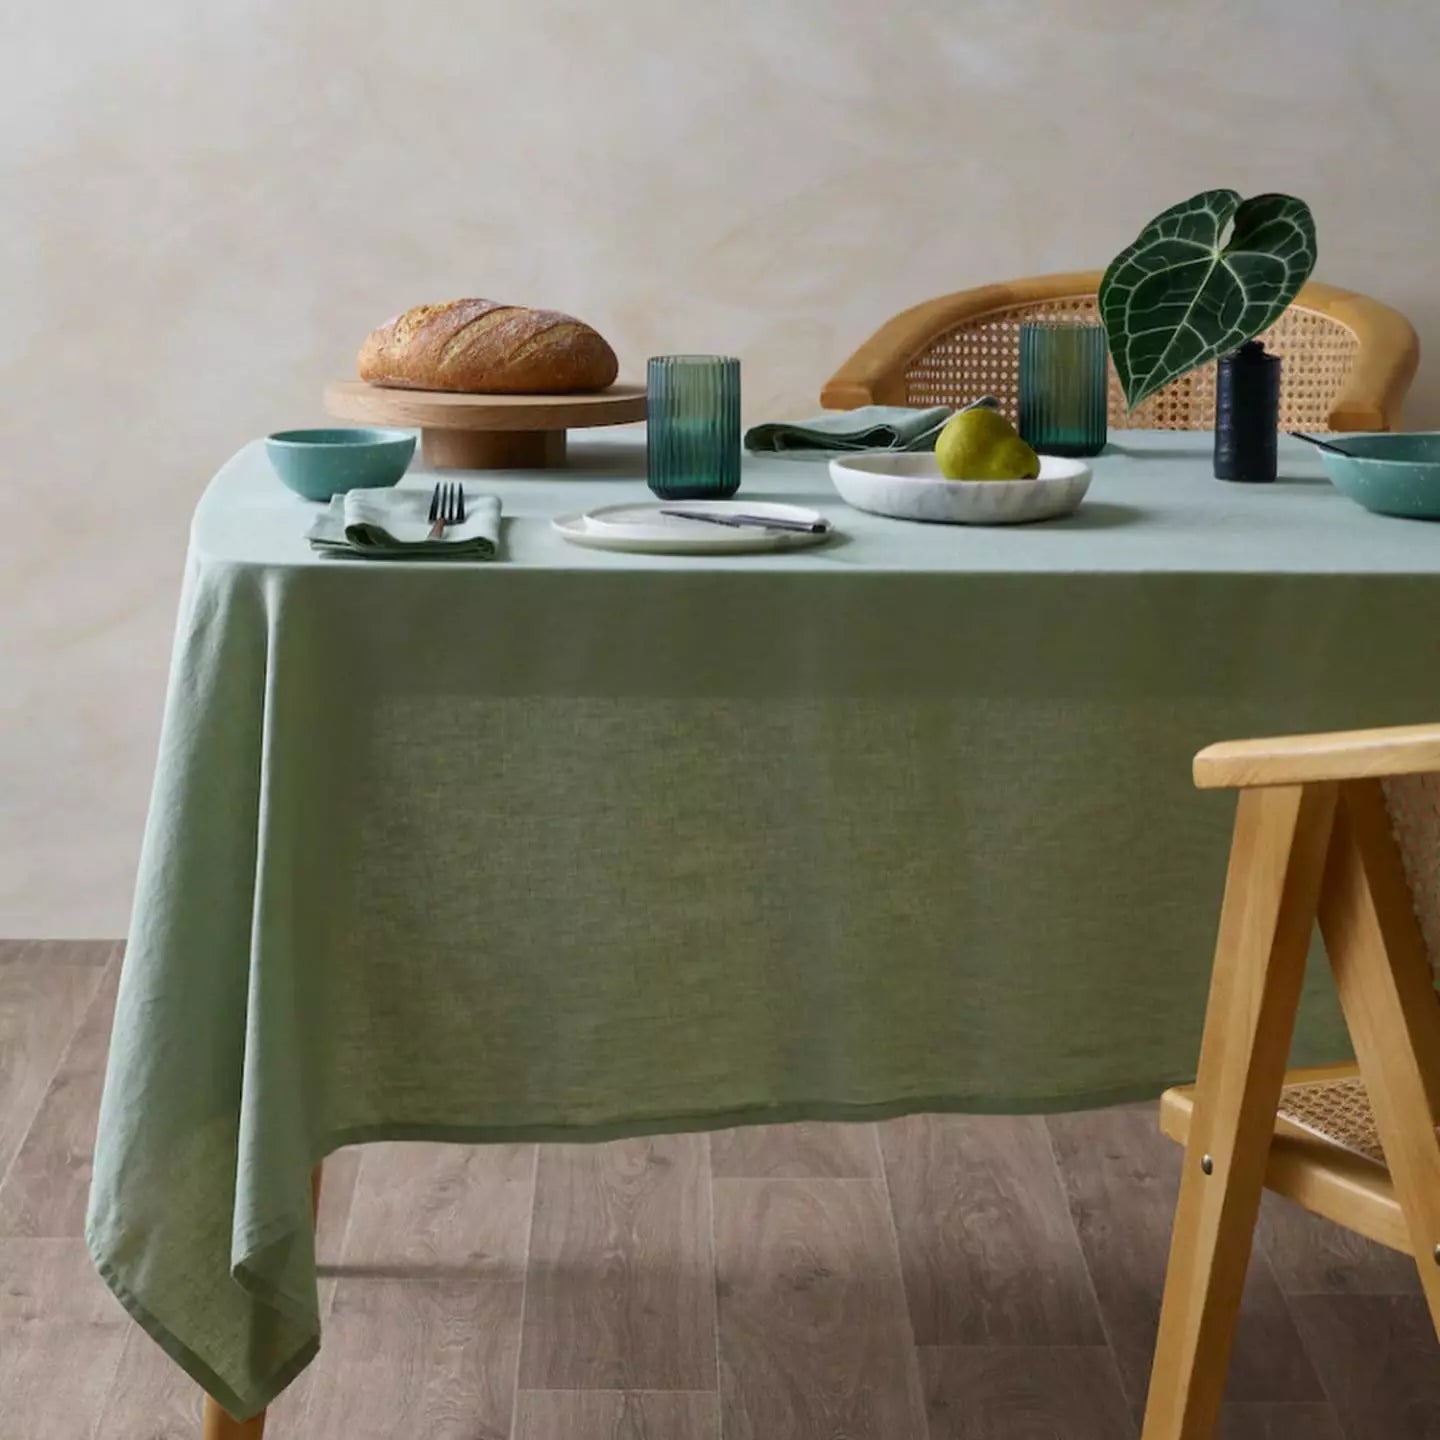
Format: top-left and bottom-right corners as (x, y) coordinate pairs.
(1141, 728), (1440, 1439)
(821, 272), (1419, 432)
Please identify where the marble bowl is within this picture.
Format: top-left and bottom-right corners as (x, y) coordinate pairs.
(266, 427), (415, 502)
(828, 452), (1092, 525)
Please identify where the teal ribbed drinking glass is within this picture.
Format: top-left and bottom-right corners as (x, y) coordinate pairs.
(646, 355), (741, 499)
(1018, 323), (1108, 457)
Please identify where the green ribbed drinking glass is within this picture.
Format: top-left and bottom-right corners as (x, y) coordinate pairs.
(646, 355), (741, 499)
(1018, 323), (1108, 457)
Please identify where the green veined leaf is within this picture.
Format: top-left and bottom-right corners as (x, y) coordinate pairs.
(1099, 190), (1317, 411)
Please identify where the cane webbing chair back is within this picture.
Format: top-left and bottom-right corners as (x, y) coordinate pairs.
(822, 273), (1419, 434)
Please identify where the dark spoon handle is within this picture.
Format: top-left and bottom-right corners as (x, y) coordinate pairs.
(1288, 430), (1354, 457)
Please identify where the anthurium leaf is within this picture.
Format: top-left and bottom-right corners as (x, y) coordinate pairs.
(1099, 189), (1317, 410)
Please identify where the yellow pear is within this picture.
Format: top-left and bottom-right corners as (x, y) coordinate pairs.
(982, 436), (1043, 481)
(934, 408), (1041, 481)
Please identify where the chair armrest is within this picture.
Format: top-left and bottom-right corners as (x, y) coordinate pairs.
(1195, 723), (1440, 790)
(1305, 282), (1421, 432)
(819, 271), (1105, 410)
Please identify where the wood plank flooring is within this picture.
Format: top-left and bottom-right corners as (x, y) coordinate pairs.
(3, 941), (1438, 1439)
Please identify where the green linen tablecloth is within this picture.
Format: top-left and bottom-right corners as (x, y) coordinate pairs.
(89, 430), (1440, 1419)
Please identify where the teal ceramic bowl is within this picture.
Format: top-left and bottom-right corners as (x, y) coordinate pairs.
(1319, 433), (1440, 520)
(265, 427), (415, 501)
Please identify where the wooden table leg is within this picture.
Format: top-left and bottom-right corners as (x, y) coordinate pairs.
(198, 1161), (324, 1439)
(202, 1398), (266, 1439)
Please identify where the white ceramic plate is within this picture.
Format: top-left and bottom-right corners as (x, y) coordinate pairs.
(552, 501), (834, 555)
(828, 452), (1092, 525)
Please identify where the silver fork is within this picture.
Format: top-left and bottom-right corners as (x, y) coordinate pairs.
(427, 481), (467, 539)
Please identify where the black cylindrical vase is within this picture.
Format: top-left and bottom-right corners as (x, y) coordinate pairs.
(1213, 341), (1280, 483)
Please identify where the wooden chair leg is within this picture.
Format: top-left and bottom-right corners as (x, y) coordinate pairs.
(1320, 781), (1440, 1329)
(198, 1160), (325, 1439)
(1141, 782), (1336, 1440)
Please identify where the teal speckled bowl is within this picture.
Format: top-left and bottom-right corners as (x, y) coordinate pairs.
(265, 427), (416, 502)
(1319, 432), (1440, 520)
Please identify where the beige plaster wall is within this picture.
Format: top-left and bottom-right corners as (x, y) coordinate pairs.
(3, 0), (1437, 935)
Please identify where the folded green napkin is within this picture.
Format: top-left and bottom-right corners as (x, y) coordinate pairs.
(307, 487), (501, 560)
(743, 398), (997, 454)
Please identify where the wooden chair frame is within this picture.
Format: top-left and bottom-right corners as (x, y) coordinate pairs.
(820, 272), (1420, 432)
(1141, 725), (1440, 1439)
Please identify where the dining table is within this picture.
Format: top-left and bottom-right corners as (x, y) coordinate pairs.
(87, 428), (1440, 1422)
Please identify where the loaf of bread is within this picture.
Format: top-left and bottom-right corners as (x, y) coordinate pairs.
(358, 300), (619, 394)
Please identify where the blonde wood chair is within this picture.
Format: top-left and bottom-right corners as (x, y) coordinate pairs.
(1141, 726), (1440, 1438)
(821, 272), (1419, 432)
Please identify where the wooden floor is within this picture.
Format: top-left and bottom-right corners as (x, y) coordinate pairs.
(3, 943), (1439, 1439)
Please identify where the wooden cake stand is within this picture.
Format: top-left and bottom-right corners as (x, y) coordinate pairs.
(323, 381), (647, 470)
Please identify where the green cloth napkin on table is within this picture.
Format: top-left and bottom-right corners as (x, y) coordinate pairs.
(307, 486), (501, 560)
(743, 397), (997, 454)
